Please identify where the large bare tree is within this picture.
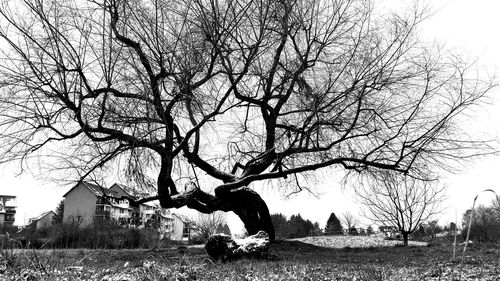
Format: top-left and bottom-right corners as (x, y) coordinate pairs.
(0, 0), (495, 241)
(355, 173), (446, 245)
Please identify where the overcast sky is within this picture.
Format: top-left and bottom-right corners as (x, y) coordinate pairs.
(2, 0), (500, 232)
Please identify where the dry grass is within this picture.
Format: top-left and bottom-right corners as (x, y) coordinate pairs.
(1, 235), (499, 280)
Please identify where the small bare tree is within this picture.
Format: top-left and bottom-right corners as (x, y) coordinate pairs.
(341, 212), (358, 235)
(355, 173), (445, 245)
(193, 211), (227, 240)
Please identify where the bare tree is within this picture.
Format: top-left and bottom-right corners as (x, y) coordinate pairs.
(355, 173), (445, 245)
(0, 0), (495, 242)
(341, 211), (358, 235)
(193, 211), (227, 240)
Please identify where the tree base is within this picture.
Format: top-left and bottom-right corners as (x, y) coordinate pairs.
(204, 231), (270, 261)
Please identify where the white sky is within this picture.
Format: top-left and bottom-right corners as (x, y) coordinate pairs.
(2, 0), (500, 232)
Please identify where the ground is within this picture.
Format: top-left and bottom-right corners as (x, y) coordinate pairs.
(1, 236), (499, 280)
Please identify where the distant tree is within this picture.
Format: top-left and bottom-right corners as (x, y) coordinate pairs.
(289, 214), (310, 238)
(449, 222), (457, 232)
(52, 200), (64, 225)
(493, 196), (500, 220)
(425, 220), (443, 239)
(325, 213), (343, 235)
(312, 222), (323, 236)
(194, 212), (227, 240)
(271, 213), (289, 240)
(341, 212), (359, 235)
(412, 225), (427, 240)
(271, 213), (319, 239)
(356, 173), (445, 246)
(349, 227), (359, 236)
(366, 225), (374, 235)
(462, 205), (500, 242)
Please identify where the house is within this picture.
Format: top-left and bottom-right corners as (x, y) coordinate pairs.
(109, 183), (157, 226)
(0, 195), (16, 227)
(29, 211), (55, 230)
(62, 181), (193, 241)
(63, 181), (125, 227)
(170, 213), (196, 241)
(378, 225), (399, 238)
(107, 183), (194, 240)
(152, 208), (175, 240)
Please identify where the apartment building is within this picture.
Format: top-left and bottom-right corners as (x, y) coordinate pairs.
(62, 181), (194, 240)
(0, 195), (16, 227)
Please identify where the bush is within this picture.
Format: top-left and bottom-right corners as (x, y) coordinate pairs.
(14, 222), (161, 249)
(462, 206), (500, 243)
(190, 234), (208, 245)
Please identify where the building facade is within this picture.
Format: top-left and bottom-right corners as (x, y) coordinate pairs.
(29, 211), (55, 230)
(62, 181), (193, 241)
(170, 213), (196, 241)
(0, 195), (16, 227)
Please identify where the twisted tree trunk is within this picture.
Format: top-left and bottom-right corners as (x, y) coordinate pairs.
(154, 182), (275, 243)
(220, 188), (275, 242)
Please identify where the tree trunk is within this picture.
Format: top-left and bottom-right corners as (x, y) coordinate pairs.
(220, 188), (276, 242)
(402, 232), (409, 246)
(158, 183), (276, 243)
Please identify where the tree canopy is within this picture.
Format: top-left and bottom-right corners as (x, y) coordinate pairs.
(0, 0), (495, 241)
(325, 212), (343, 235)
(271, 213), (320, 239)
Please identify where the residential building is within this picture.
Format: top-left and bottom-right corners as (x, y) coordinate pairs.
(0, 195), (16, 227)
(109, 183), (156, 226)
(29, 211), (55, 230)
(379, 225), (399, 238)
(63, 181), (124, 227)
(62, 181), (194, 241)
(171, 213), (196, 241)
(152, 208), (175, 240)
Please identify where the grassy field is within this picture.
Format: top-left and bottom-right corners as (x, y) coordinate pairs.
(1, 236), (499, 280)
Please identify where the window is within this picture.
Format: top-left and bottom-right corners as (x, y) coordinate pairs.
(182, 223), (190, 238)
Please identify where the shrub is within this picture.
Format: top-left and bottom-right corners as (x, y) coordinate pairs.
(462, 205), (500, 243)
(15, 222), (161, 249)
(190, 234), (208, 245)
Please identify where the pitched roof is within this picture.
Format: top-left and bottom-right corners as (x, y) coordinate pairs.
(63, 181), (121, 198)
(172, 213), (194, 224)
(156, 210), (174, 219)
(31, 211), (55, 222)
(109, 183), (133, 198)
(110, 183), (153, 200)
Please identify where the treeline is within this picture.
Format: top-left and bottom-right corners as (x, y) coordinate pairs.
(461, 199), (500, 243)
(271, 213), (322, 240)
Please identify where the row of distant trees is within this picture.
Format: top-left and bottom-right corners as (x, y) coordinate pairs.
(271, 213), (322, 240)
(461, 197), (500, 242)
(271, 212), (375, 240)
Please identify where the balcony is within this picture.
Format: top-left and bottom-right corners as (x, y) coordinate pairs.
(95, 210), (110, 216)
(4, 215), (15, 222)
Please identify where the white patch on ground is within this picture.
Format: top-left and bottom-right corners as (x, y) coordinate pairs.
(291, 235), (428, 248)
